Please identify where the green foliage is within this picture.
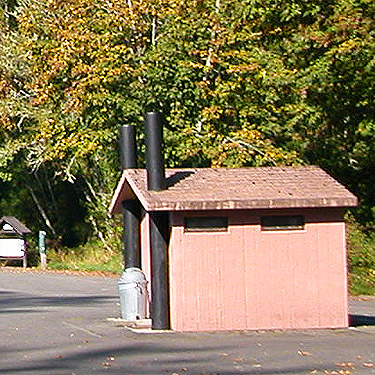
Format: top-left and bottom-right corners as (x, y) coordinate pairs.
(1, 0), (375, 262)
(347, 215), (375, 295)
(46, 239), (123, 274)
(294, 0), (375, 223)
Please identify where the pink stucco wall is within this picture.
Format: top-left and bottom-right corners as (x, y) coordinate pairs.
(168, 208), (348, 332)
(140, 212), (151, 318)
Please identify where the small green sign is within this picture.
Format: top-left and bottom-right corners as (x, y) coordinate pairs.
(38, 230), (47, 254)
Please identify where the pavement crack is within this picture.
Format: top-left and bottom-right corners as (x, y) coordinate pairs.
(62, 321), (103, 338)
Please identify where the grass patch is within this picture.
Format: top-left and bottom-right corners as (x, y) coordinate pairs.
(46, 240), (123, 275)
(348, 215), (375, 295)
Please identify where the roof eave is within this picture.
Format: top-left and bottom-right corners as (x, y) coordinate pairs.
(109, 171), (151, 214)
(144, 197), (358, 212)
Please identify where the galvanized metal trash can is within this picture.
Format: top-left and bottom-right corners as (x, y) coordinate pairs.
(118, 267), (148, 320)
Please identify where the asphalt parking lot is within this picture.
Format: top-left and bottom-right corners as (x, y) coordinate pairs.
(1, 268), (375, 375)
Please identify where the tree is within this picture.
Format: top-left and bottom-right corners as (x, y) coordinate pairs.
(1, 0), (375, 248)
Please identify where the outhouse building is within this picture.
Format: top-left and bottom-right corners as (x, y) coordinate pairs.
(110, 164), (357, 332)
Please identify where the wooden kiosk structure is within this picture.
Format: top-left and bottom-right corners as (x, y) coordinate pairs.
(0, 216), (31, 268)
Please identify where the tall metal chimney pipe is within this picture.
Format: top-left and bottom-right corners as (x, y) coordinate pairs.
(120, 124), (137, 169)
(144, 112), (170, 329)
(144, 112), (166, 191)
(119, 124), (141, 269)
(122, 200), (141, 269)
(149, 211), (170, 329)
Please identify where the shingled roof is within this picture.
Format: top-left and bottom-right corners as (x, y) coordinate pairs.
(0, 216), (32, 235)
(110, 166), (357, 214)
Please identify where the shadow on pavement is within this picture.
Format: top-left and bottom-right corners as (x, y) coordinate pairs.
(0, 342), (337, 375)
(349, 314), (375, 327)
(0, 292), (116, 313)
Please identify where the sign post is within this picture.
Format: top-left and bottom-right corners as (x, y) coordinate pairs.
(38, 230), (47, 270)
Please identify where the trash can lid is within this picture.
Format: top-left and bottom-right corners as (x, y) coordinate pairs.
(119, 267), (147, 284)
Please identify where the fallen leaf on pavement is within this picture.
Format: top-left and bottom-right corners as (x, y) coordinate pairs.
(335, 362), (355, 369)
(363, 362), (375, 368)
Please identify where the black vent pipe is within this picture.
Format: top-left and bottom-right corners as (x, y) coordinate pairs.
(144, 112), (170, 330)
(119, 124), (141, 269)
(122, 200), (141, 269)
(120, 124), (137, 169)
(144, 112), (166, 191)
(149, 211), (170, 329)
